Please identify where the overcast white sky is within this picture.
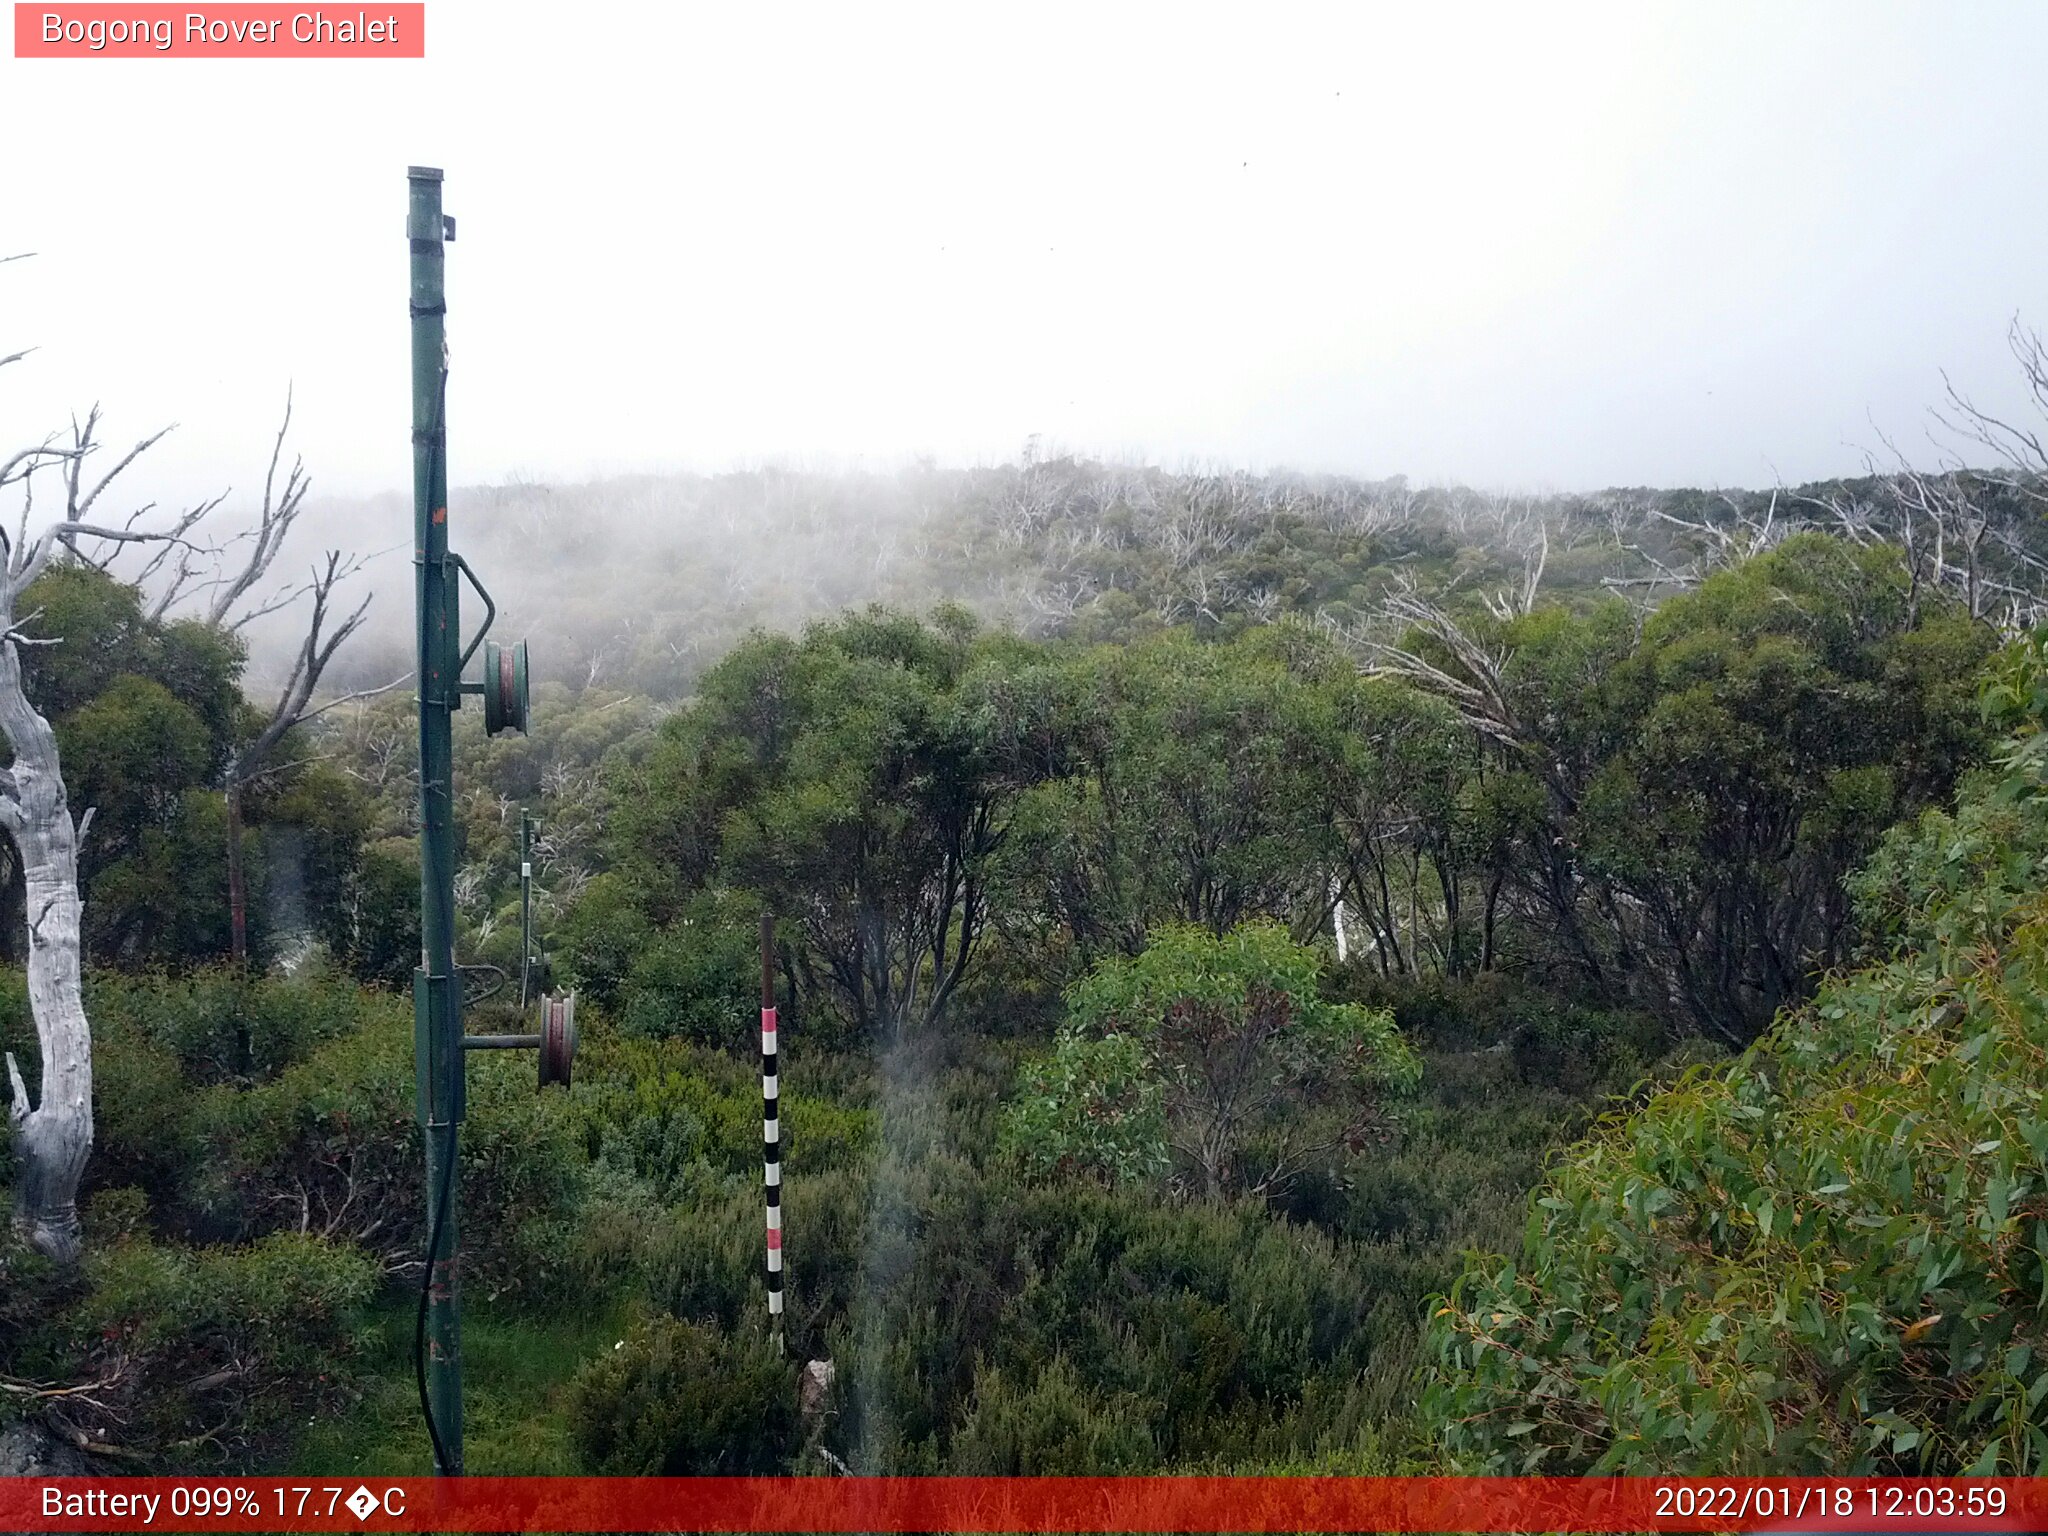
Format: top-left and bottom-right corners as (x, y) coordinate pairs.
(3, 1), (2045, 502)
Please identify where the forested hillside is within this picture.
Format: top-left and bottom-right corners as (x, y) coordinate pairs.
(2, 439), (2046, 1475)
(307, 451), (2048, 700)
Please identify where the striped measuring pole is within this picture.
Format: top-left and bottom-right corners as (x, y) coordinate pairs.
(760, 913), (784, 1350)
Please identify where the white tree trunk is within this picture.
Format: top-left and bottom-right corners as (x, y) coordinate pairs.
(0, 631), (91, 1263)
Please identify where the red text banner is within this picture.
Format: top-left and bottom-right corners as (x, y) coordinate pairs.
(14, 4), (424, 57)
(1, 1476), (2044, 1532)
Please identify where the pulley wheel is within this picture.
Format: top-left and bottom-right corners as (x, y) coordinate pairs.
(482, 638), (530, 737)
(538, 991), (577, 1089)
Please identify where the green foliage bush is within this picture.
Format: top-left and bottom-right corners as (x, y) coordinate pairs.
(1003, 1029), (1166, 1188)
(568, 1313), (797, 1473)
(817, 1166), (1393, 1471)
(1006, 922), (1417, 1197)
(1423, 638), (2048, 1473)
(67, 1231), (374, 1464)
(195, 1018), (587, 1303)
(324, 837), (422, 990)
(555, 872), (650, 1012)
(86, 966), (375, 1086)
(0, 969), (591, 1311)
(574, 1035), (873, 1195)
(1335, 969), (1665, 1093)
(949, 1355), (1156, 1472)
(614, 890), (759, 1045)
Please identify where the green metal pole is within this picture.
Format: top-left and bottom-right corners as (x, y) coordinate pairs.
(409, 164), (464, 1477)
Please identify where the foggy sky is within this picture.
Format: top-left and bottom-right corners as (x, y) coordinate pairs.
(3, 1), (2045, 504)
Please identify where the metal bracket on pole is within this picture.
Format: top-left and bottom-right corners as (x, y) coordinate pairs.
(448, 553), (496, 672)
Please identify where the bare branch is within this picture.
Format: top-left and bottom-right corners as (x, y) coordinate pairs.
(231, 551), (374, 784)
(294, 672), (410, 727)
(63, 409), (176, 528)
(1346, 575), (1529, 749)
(0, 439), (79, 491)
(16, 520), (207, 593)
(205, 388), (310, 624)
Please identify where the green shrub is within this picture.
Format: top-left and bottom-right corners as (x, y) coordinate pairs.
(1005, 922), (1416, 1198)
(194, 1008), (587, 1302)
(1000, 1030), (1166, 1188)
(616, 891), (758, 1046)
(572, 879), (653, 992)
(86, 965), (377, 1086)
(568, 1314), (797, 1473)
(327, 837), (422, 990)
(812, 1155), (1393, 1471)
(1333, 968), (1663, 1088)
(949, 1355), (1155, 1472)
(69, 1231), (374, 1464)
(574, 1034), (873, 1197)
(4, 968), (402, 1225)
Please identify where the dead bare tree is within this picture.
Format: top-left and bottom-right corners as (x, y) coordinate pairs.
(1348, 573), (1527, 750)
(1481, 516), (1548, 622)
(125, 391), (395, 962)
(0, 290), (220, 1258)
(1596, 324), (2048, 628)
(1788, 410), (2048, 636)
(1935, 316), (2048, 510)
(221, 550), (388, 961)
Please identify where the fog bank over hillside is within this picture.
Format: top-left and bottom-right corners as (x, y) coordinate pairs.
(237, 442), (2048, 704)
(256, 462), (1027, 699)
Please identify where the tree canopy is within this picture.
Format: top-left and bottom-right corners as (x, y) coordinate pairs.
(1424, 630), (2048, 1473)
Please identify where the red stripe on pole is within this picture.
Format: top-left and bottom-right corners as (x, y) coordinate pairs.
(766, 1228), (782, 1249)
(3, 1477), (2040, 1532)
